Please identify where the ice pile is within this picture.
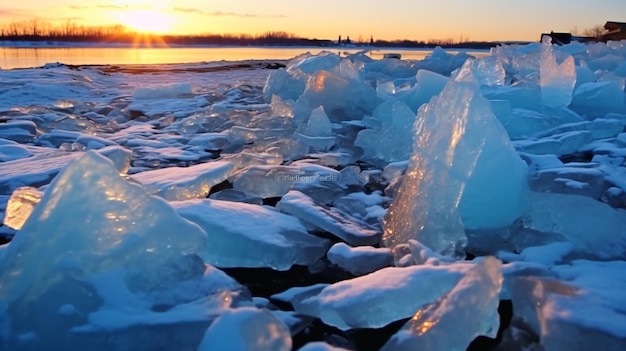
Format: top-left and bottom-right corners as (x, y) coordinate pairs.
(382, 60), (528, 257)
(0, 40), (625, 350)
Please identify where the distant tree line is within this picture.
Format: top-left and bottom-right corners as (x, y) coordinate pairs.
(0, 19), (502, 49)
(1, 19), (137, 43)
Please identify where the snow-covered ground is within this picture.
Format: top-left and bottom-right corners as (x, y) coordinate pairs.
(0, 41), (625, 351)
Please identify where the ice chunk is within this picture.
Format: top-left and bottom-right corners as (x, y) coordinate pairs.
(263, 68), (306, 102)
(0, 121), (37, 143)
(511, 272), (626, 351)
(197, 307), (291, 351)
(519, 152), (564, 172)
(37, 129), (117, 149)
(530, 167), (605, 199)
(397, 69), (449, 112)
(291, 179), (346, 205)
(327, 242), (393, 276)
(355, 101), (416, 163)
(300, 106), (333, 137)
(297, 70), (379, 122)
(294, 106), (336, 149)
(288, 52), (341, 75)
(3, 187), (43, 230)
(518, 242), (575, 265)
(522, 192), (626, 259)
(408, 240), (456, 266)
(222, 152), (283, 169)
(271, 284), (329, 307)
(505, 108), (562, 139)
(298, 342), (352, 351)
(489, 100), (512, 125)
(534, 118), (625, 140)
(233, 164), (341, 198)
(472, 56), (506, 86)
(514, 130), (594, 155)
(270, 95), (294, 118)
(188, 132), (232, 151)
(131, 161), (234, 201)
(383, 61), (528, 256)
(0, 151), (217, 347)
(571, 80), (626, 118)
(381, 257), (502, 351)
(0, 146), (131, 195)
(291, 263), (471, 330)
(605, 113), (626, 127)
(172, 198), (330, 270)
(540, 43), (576, 108)
(482, 83), (542, 110)
(133, 83), (193, 100)
(382, 161), (409, 182)
(0, 141), (33, 163)
(209, 189), (263, 205)
(230, 125), (294, 144)
(277, 191), (380, 246)
(0, 151), (209, 290)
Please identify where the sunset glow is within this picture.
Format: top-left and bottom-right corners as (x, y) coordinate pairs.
(1, 0), (625, 41)
(117, 9), (175, 34)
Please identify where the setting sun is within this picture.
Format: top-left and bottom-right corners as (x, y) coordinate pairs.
(117, 9), (174, 34)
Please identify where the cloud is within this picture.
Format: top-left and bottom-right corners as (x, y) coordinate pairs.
(96, 4), (151, 10)
(0, 7), (80, 22)
(66, 4), (151, 11)
(172, 7), (285, 18)
(0, 7), (33, 17)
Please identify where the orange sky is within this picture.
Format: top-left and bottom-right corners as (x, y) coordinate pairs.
(2, 0), (626, 41)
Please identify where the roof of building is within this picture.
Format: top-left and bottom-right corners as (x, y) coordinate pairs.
(604, 21), (626, 32)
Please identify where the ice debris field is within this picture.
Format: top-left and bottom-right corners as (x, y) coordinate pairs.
(0, 40), (626, 351)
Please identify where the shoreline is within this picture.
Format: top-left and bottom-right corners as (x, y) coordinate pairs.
(0, 40), (501, 51)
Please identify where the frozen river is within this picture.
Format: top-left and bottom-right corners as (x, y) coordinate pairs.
(0, 45), (489, 69)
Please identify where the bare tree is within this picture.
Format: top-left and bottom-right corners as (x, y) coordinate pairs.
(582, 24), (605, 39)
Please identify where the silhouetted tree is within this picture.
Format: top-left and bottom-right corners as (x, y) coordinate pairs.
(582, 24), (605, 39)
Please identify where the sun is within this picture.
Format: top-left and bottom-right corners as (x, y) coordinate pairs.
(118, 9), (174, 34)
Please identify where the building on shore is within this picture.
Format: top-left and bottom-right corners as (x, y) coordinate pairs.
(540, 21), (626, 44)
(602, 21), (626, 41)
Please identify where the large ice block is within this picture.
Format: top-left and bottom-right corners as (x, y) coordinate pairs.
(3, 186), (43, 230)
(0, 151), (231, 349)
(232, 164), (341, 198)
(382, 61), (528, 257)
(571, 80), (626, 118)
(327, 242), (393, 276)
(522, 191), (626, 259)
(294, 106), (336, 149)
(172, 198), (331, 270)
(511, 265), (626, 351)
(131, 161), (234, 201)
(355, 101), (416, 163)
(381, 257), (503, 351)
(297, 69), (379, 122)
(263, 68), (306, 102)
(397, 69), (449, 112)
(277, 191), (380, 246)
(540, 42), (576, 108)
(290, 263), (471, 330)
(197, 307), (292, 351)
